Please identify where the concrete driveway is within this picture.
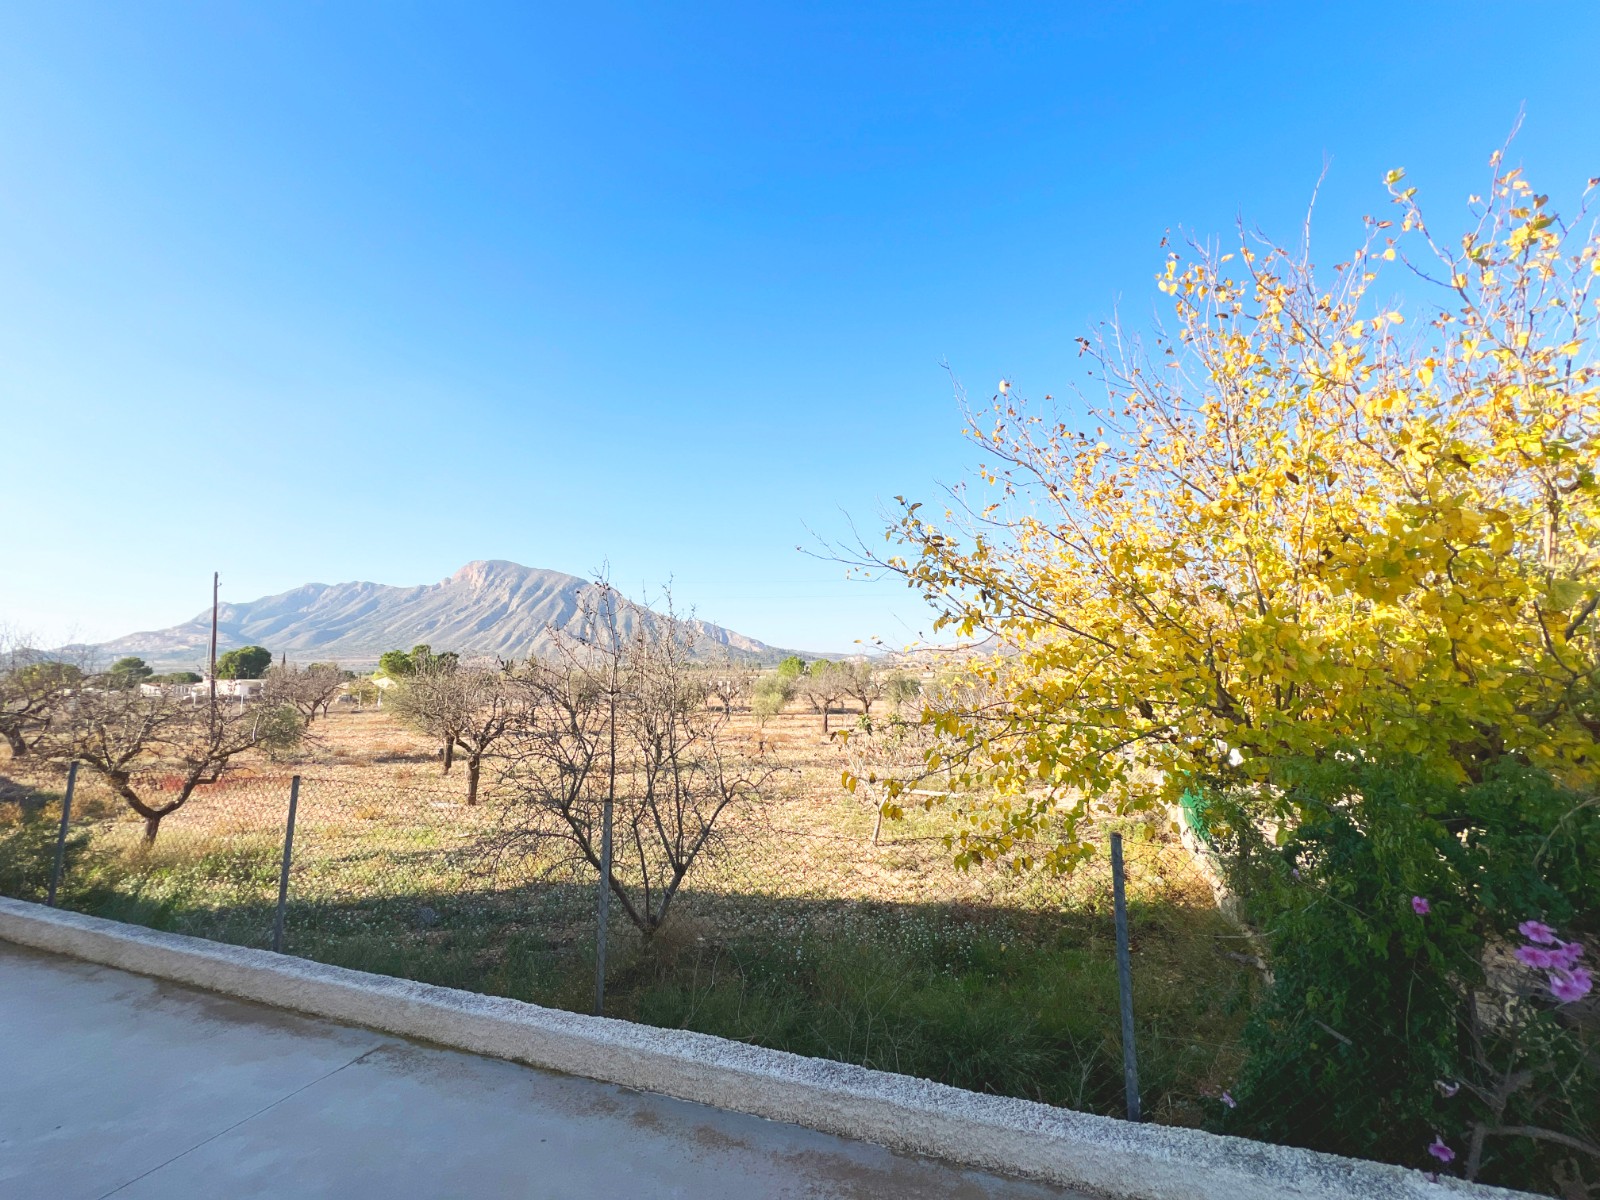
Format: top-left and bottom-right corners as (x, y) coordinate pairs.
(0, 943), (1088, 1199)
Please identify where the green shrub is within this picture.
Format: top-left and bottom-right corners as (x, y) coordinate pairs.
(255, 703), (307, 757)
(1208, 756), (1598, 1193)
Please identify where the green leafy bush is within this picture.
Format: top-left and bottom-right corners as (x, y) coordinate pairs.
(215, 646), (273, 680)
(1206, 756), (1598, 1194)
(254, 703), (306, 758)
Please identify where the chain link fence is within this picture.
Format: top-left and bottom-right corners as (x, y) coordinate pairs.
(1, 760), (1591, 1195)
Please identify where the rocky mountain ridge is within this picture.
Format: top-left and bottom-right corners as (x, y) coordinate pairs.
(77, 560), (793, 670)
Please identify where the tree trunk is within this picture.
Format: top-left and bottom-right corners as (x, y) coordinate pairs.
(466, 754), (481, 806)
(1, 727), (27, 758)
(822, 704), (830, 735)
(441, 739), (454, 775)
(143, 813), (163, 843)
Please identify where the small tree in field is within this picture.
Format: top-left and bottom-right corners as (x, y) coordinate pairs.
(377, 648), (416, 679)
(42, 687), (300, 841)
(215, 645), (272, 680)
(497, 583), (778, 935)
(106, 657), (153, 689)
(837, 713), (940, 843)
(447, 671), (521, 806)
(388, 654), (466, 772)
(796, 660), (847, 734)
(389, 657), (515, 802)
(0, 633), (84, 758)
(883, 668), (921, 713)
(703, 660), (756, 714)
(378, 643), (460, 681)
(838, 660), (884, 715)
(263, 662), (348, 727)
(750, 671), (792, 744)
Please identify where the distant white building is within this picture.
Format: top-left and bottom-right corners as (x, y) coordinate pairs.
(200, 677), (267, 700)
(140, 681), (205, 699)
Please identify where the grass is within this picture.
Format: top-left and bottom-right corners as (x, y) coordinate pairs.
(0, 704), (1256, 1125)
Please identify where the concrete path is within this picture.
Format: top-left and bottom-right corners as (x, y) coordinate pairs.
(0, 943), (1087, 1199)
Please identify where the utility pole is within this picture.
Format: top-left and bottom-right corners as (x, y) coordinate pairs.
(209, 571), (219, 711)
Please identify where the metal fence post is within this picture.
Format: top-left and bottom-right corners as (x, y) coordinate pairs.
(272, 776), (301, 953)
(1111, 831), (1142, 1121)
(46, 761), (79, 907)
(594, 794), (613, 1016)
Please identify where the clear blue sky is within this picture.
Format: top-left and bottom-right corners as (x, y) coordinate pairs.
(3, 2), (1597, 653)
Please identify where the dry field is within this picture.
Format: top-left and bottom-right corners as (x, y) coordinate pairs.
(0, 699), (1255, 1123)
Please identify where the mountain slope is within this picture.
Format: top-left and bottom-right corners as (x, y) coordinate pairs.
(81, 561), (792, 670)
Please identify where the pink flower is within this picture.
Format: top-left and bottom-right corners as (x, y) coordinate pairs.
(1518, 920), (1557, 945)
(1549, 941), (1585, 971)
(1412, 896), (1431, 916)
(1220, 1090), (1236, 1109)
(1428, 1136), (1455, 1164)
(1516, 945), (1555, 969)
(1549, 967), (1593, 1004)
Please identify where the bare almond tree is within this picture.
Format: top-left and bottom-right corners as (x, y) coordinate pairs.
(837, 713), (940, 844)
(40, 684), (299, 841)
(263, 662), (348, 728)
(839, 659), (884, 716)
(451, 673), (521, 807)
(0, 631), (85, 759)
(702, 659), (756, 714)
(388, 658), (517, 804)
(387, 655), (470, 773)
(795, 660), (847, 735)
(495, 583), (778, 936)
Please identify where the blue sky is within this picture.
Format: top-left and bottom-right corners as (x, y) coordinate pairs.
(3, 2), (1597, 653)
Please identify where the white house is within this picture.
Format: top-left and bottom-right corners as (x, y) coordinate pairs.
(139, 680), (205, 699)
(201, 677), (267, 700)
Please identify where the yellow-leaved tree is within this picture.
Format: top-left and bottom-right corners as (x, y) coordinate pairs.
(862, 154), (1600, 872)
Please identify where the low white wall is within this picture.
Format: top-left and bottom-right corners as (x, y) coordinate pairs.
(0, 898), (1530, 1200)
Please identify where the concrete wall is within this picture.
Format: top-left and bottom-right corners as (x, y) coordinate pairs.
(0, 898), (1532, 1200)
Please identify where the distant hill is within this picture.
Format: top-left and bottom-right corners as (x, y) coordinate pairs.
(73, 560), (795, 671)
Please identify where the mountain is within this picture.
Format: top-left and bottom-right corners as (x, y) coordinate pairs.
(77, 561), (794, 671)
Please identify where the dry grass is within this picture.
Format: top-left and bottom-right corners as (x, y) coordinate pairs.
(2, 699), (1230, 971)
(1, 700), (1254, 1123)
